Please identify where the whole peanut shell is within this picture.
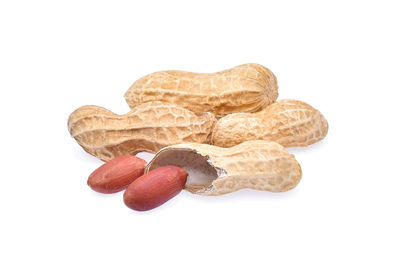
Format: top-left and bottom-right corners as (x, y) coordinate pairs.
(125, 63), (278, 118)
(146, 140), (302, 196)
(211, 99), (328, 148)
(68, 101), (216, 161)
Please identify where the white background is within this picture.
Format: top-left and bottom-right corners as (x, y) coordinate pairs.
(1, 1), (399, 267)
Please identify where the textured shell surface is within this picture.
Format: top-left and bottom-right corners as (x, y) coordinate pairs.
(68, 101), (216, 161)
(125, 63), (279, 118)
(211, 99), (328, 148)
(146, 140), (302, 196)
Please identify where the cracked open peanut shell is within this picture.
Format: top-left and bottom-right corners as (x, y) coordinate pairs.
(145, 140), (302, 196)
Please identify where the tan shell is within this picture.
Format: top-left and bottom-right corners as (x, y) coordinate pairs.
(212, 99), (328, 148)
(125, 63), (278, 118)
(68, 101), (216, 161)
(146, 140), (302, 196)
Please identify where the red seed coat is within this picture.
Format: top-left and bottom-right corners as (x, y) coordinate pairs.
(88, 155), (147, 194)
(123, 166), (188, 211)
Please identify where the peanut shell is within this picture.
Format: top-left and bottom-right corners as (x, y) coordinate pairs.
(212, 99), (328, 148)
(125, 63), (278, 118)
(146, 140), (302, 196)
(68, 101), (216, 161)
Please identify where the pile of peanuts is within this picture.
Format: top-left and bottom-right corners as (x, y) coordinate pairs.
(68, 63), (328, 211)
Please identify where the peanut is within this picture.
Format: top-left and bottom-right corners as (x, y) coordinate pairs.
(211, 99), (328, 148)
(88, 155), (146, 194)
(123, 166), (188, 211)
(146, 140), (302, 196)
(68, 101), (216, 161)
(124, 63), (278, 118)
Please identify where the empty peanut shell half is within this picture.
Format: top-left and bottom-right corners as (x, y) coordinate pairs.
(145, 140), (302, 196)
